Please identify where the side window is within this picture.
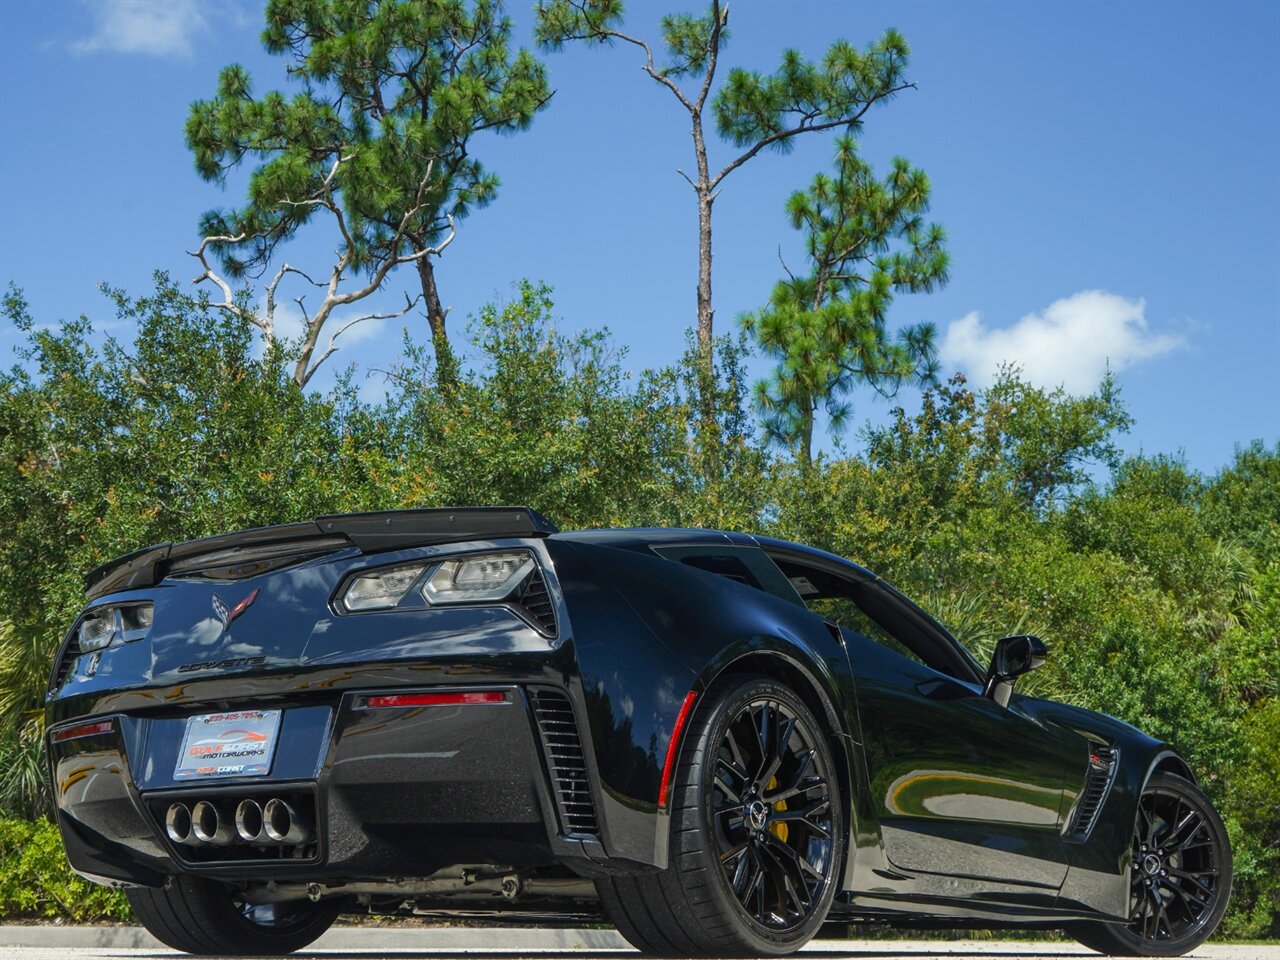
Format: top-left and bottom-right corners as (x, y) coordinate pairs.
(805, 596), (927, 668)
(652, 545), (803, 606)
(773, 554), (973, 682)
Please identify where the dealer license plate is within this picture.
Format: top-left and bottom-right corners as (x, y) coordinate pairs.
(174, 709), (281, 780)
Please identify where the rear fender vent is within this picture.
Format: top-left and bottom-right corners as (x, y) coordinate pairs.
(1067, 743), (1117, 840)
(529, 689), (598, 838)
(517, 567), (557, 636)
(50, 637), (80, 691)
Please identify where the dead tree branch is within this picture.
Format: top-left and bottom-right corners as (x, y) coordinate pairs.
(188, 155), (453, 387)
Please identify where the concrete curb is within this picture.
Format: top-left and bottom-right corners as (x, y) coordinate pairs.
(1, 928), (1276, 958)
(0, 925), (631, 950)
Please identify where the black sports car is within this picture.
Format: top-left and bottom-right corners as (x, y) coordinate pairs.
(46, 507), (1231, 957)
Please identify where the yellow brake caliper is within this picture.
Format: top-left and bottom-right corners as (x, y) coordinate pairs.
(767, 776), (788, 842)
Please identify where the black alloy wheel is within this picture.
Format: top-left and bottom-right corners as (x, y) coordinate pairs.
(595, 675), (844, 956)
(712, 694), (836, 929)
(1069, 772), (1232, 957)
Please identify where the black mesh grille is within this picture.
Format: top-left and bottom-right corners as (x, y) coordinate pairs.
(518, 567), (557, 635)
(1068, 743), (1117, 839)
(530, 689), (598, 837)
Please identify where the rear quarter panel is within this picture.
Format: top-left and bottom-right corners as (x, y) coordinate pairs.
(546, 538), (861, 873)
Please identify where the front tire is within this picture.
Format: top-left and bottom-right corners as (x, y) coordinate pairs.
(598, 675), (845, 956)
(126, 875), (339, 956)
(1069, 772), (1231, 957)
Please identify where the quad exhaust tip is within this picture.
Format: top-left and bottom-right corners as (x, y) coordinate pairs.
(164, 803), (192, 844)
(263, 798), (311, 844)
(235, 799), (263, 842)
(165, 797), (310, 846)
(191, 800), (234, 845)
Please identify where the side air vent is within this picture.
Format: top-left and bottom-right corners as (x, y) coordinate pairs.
(50, 640), (79, 691)
(1068, 743), (1117, 840)
(529, 689), (598, 837)
(518, 567), (557, 636)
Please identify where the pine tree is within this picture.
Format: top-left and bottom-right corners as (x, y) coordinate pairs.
(186, 0), (551, 385)
(536, 0), (914, 422)
(743, 136), (948, 467)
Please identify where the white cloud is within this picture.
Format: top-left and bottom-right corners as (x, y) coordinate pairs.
(939, 290), (1185, 392)
(72, 0), (208, 59)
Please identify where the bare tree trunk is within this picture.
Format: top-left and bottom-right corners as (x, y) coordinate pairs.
(799, 404), (814, 470)
(690, 106), (718, 446)
(416, 254), (456, 387)
(571, 4), (729, 455)
(696, 189), (714, 380)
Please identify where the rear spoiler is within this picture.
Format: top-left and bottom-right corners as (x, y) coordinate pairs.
(84, 507), (559, 601)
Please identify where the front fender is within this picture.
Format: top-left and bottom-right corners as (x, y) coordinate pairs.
(1042, 701), (1190, 918)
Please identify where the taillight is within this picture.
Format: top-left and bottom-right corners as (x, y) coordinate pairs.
(51, 719), (115, 743)
(422, 552), (535, 604)
(76, 613), (115, 652)
(363, 691), (509, 709)
(73, 602), (155, 653)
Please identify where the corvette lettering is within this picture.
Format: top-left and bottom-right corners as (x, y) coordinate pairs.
(177, 656), (266, 673)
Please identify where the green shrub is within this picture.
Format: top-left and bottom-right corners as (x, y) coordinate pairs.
(0, 818), (130, 921)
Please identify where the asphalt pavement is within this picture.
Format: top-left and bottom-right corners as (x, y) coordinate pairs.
(1, 928), (1278, 960)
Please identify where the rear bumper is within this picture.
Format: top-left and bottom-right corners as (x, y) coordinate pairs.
(48, 682), (609, 887)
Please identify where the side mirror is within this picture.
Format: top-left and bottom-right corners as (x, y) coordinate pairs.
(983, 634), (1047, 707)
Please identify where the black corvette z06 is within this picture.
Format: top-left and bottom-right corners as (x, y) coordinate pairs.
(46, 508), (1231, 956)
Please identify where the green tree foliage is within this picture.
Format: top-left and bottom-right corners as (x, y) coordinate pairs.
(186, 0), (551, 382)
(1202, 440), (1280, 564)
(0, 280), (1276, 934)
(0, 277), (765, 822)
(743, 136), (948, 465)
(358, 280), (769, 529)
(0, 276), (381, 809)
(535, 0), (914, 422)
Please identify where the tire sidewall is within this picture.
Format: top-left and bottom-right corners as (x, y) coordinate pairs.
(127, 876), (340, 956)
(682, 675), (846, 955)
(1101, 772), (1234, 957)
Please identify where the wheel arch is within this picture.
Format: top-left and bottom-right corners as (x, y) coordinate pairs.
(1144, 748), (1197, 787)
(693, 646), (859, 889)
(699, 649), (846, 741)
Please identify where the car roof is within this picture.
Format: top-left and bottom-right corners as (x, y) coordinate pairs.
(749, 534), (877, 580)
(552, 527), (878, 580)
(552, 527), (756, 548)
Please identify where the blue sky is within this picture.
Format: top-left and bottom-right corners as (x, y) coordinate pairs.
(1, 0), (1277, 474)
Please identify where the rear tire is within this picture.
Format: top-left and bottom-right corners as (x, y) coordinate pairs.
(126, 875), (339, 956)
(598, 674), (845, 956)
(1069, 772), (1231, 956)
